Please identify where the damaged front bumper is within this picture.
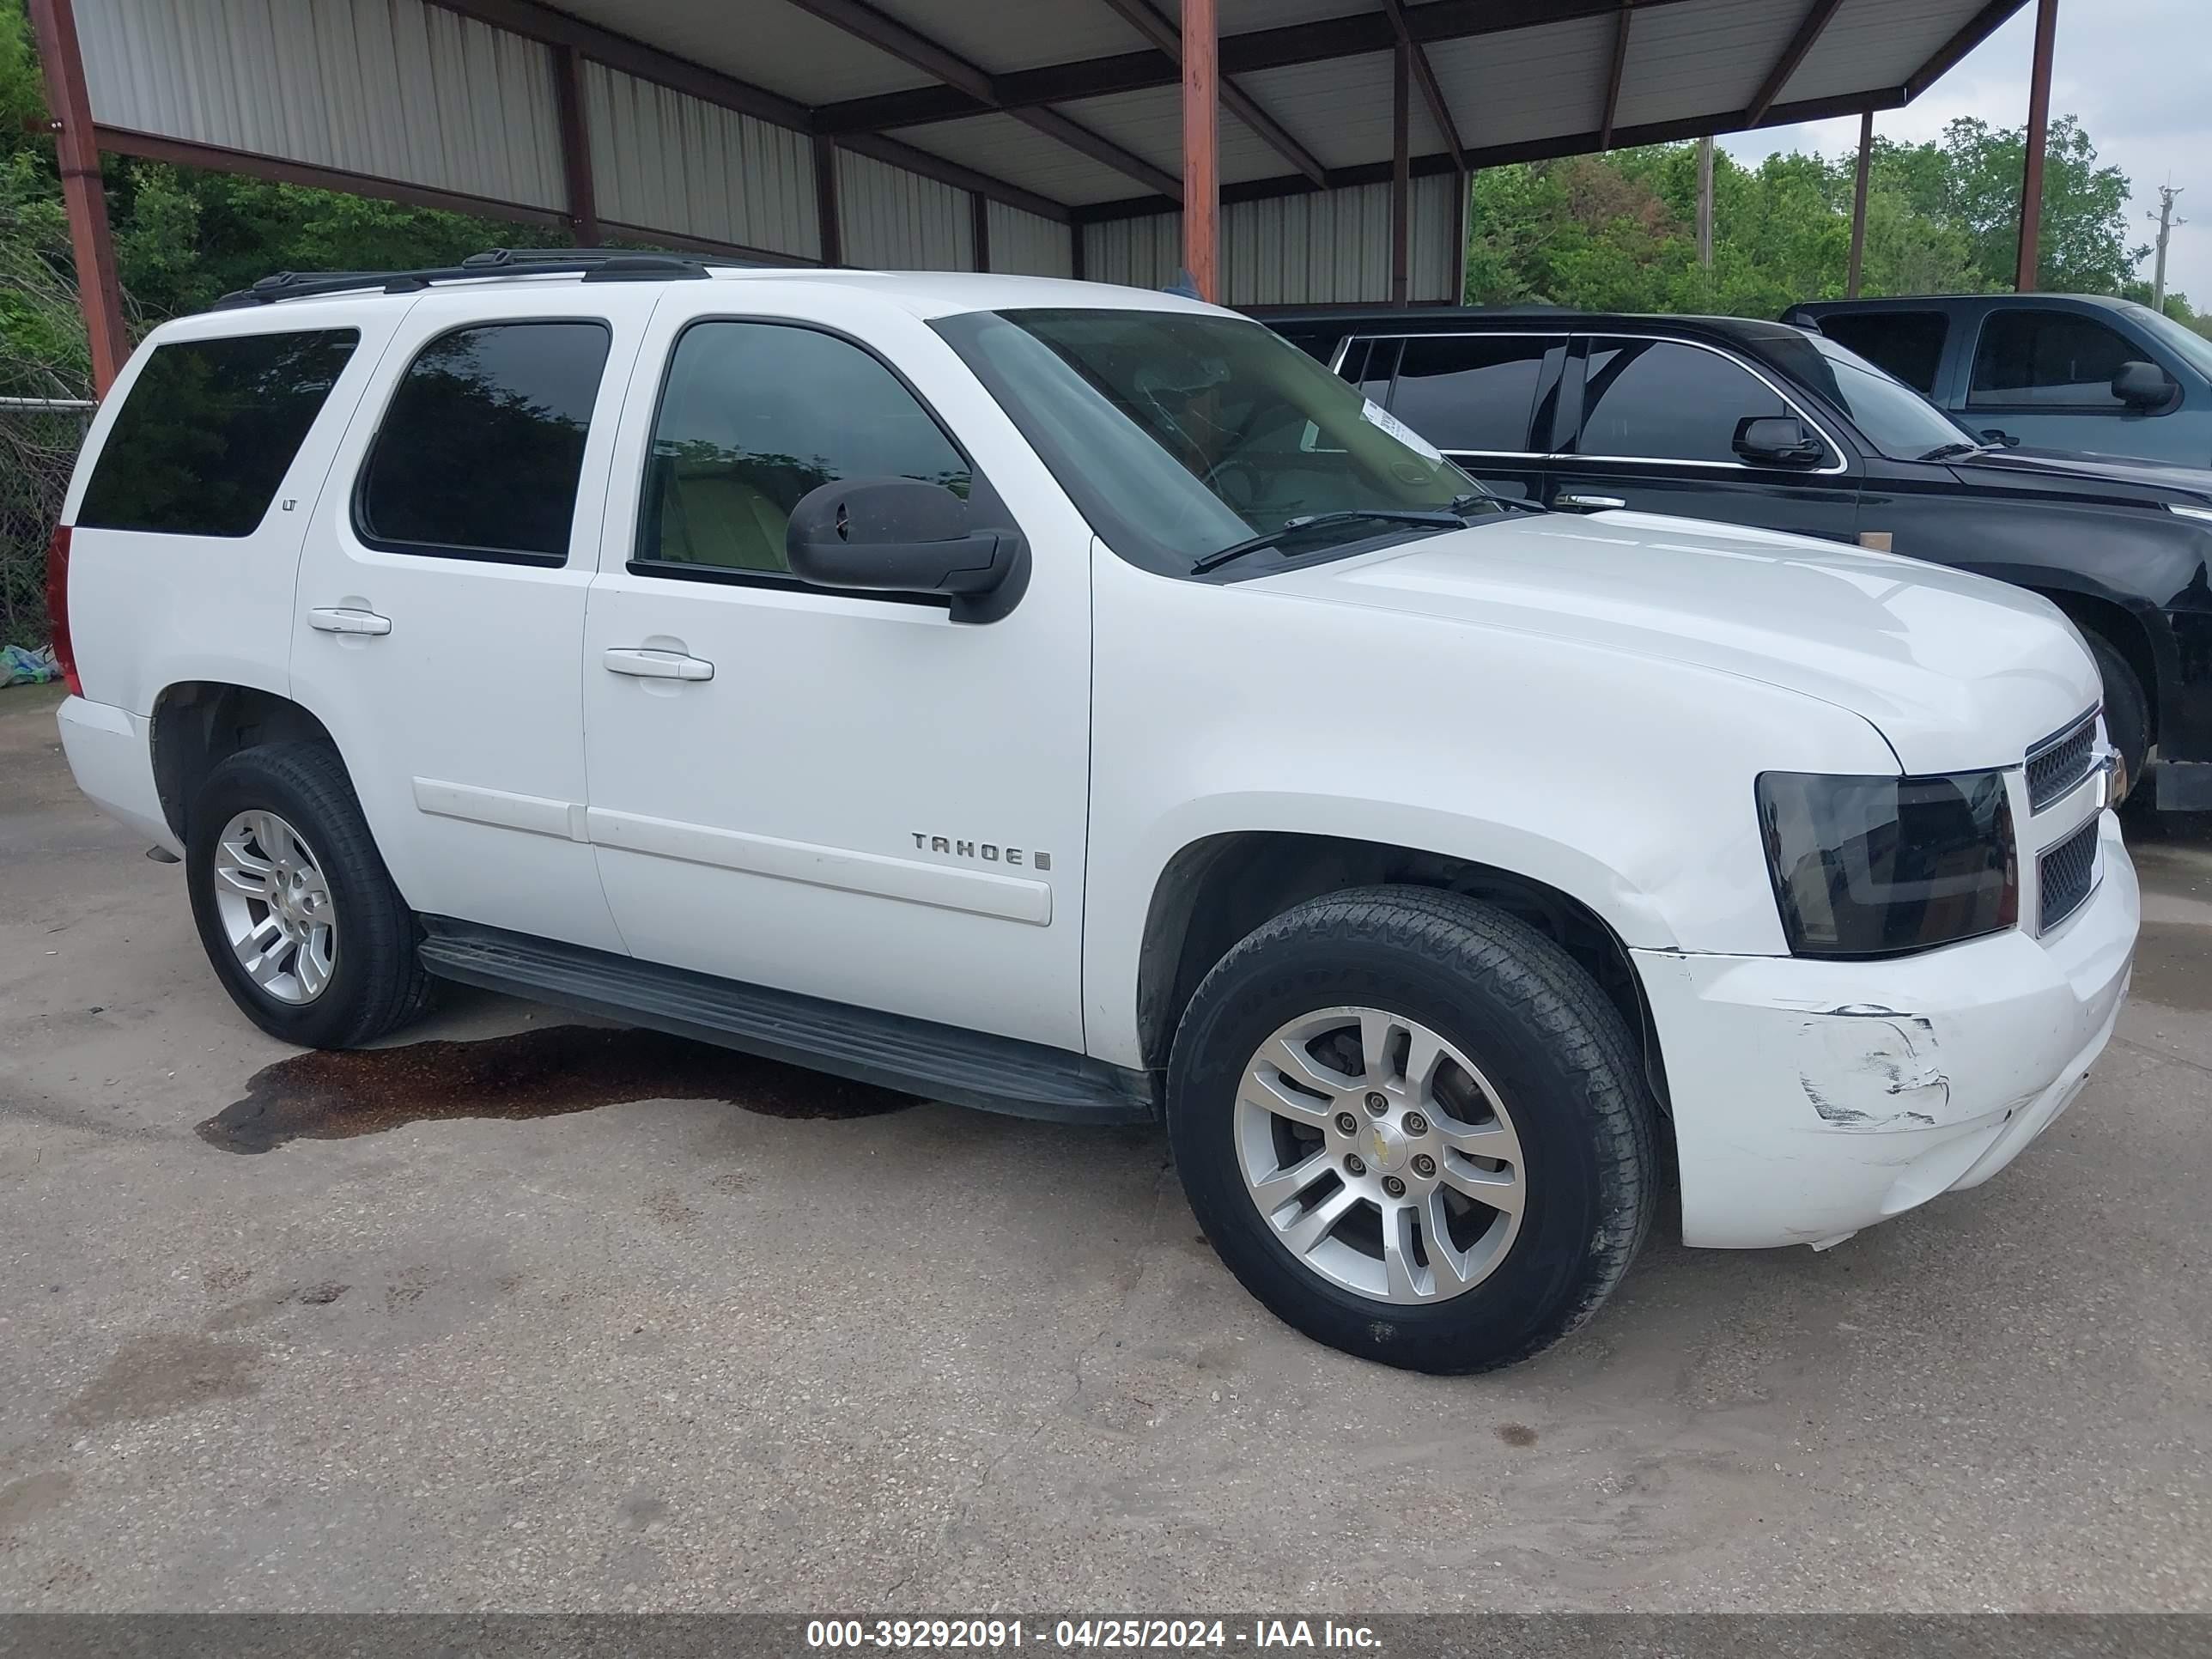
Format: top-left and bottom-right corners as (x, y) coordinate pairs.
(1635, 811), (2138, 1250)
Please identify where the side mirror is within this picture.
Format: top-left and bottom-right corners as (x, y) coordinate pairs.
(2112, 360), (2173, 410)
(1733, 415), (1826, 468)
(786, 477), (1028, 623)
(1981, 428), (2020, 447)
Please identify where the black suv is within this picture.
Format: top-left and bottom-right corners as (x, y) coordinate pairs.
(1270, 308), (2212, 811)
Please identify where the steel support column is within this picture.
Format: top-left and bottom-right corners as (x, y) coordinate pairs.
(1391, 39), (1411, 305)
(2014, 0), (2057, 292)
(1846, 108), (1872, 296)
(1452, 166), (1471, 305)
(1182, 0), (1218, 301)
(551, 44), (599, 245)
(26, 0), (130, 393)
(814, 135), (843, 267)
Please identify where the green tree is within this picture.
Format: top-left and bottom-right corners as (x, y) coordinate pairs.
(1461, 118), (2146, 318)
(1872, 115), (2144, 293)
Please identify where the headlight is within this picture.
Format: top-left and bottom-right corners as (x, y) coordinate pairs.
(1757, 770), (2017, 957)
(2171, 503), (2212, 525)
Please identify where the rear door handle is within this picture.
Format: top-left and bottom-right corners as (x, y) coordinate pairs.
(604, 647), (714, 683)
(1555, 493), (1626, 512)
(307, 606), (392, 635)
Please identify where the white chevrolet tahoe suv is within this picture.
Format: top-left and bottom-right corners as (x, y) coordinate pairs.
(50, 252), (2138, 1374)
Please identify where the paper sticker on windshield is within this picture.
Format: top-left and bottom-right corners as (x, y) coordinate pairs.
(1362, 398), (1444, 463)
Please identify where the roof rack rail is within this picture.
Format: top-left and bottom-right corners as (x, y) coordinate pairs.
(212, 248), (714, 309)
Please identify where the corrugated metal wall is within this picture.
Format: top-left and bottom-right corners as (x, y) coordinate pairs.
(1080, 213), (1182, 290)
(75, 0), (566, 210)
(1084, 174), (1462, 305)
(985, 202), (1076, 279)
(836, 149), (975, 270)
(586, 62), (819, 259)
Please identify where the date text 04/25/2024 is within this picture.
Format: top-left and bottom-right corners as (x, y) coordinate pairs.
(805, 1620), (1382, 1650)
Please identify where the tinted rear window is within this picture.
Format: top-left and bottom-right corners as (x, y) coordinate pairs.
(1814, 311), (1948, 395)
(356, 321), (611, 562)
(1388, 334), (1554, 452)
(77, 330), (358, 537)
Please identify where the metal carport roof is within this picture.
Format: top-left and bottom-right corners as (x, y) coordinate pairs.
(28, 0), (2033, 392)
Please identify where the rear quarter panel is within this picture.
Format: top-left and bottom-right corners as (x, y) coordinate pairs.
(60, 300), (410, 717)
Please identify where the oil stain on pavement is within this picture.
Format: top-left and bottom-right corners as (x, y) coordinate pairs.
(196, 1024), (917, 1153)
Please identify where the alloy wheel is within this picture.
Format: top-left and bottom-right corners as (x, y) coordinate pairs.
(1233, 1005), (1525, 1304)
(210, 809), (338, 1006)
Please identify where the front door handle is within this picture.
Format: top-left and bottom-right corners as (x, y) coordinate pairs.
(307, 606), (392, 635)
(604, 647), (714, 683)
(1554, 493), (1626, 512)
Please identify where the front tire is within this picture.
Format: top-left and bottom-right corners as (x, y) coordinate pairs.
(1167, 887), (1656, 1375)
(186, 742), (433, 1048)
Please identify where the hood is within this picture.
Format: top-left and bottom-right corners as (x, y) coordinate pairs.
(1954, 446), (2212, 503)
(1255, 510), (2100, 775)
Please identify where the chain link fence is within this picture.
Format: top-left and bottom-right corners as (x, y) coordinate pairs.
(1, 395), (91, 652)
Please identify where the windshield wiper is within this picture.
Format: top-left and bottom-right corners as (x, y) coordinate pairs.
(1459, 490), (1544, 514)
(1190, 507), (1472, 575)
(1916, 440), (1986, 462)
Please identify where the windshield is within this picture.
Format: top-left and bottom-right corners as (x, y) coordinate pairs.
(1762, 331), (1983, 460)
(930, 307), (1502, 577)
(2125, 302), (2212, 381)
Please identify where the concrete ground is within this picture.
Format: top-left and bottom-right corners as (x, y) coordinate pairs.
(2, 677), (2209, 1613)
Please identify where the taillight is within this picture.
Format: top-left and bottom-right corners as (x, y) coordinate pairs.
(45, 524), (82, 696)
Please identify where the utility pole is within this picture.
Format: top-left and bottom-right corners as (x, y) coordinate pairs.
(2149, 185), (2186, 313)
(1696, 134), (1714, 276)
(2014, 0), (2057, 291)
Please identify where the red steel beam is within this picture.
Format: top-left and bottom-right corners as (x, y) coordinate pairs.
(26, 0), (130, 393)
(1183, 0), (1218, 301)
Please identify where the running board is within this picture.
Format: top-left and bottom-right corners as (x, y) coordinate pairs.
(416, 919), (1158, 1126)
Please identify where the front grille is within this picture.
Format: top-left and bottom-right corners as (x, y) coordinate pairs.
(2026, 710), (2099, 812)
(2039, 817), (2100, 933)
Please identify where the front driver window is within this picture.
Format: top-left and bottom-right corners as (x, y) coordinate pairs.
(636, 322), (971, 579)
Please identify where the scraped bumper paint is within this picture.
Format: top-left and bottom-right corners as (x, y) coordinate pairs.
(1634, 811), (2137, 1249)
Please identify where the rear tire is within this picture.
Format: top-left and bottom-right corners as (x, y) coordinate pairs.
(2082, 631), (2148, 803)
(1166, 886), (1656, 1375)
(186, 742), (433, 1048)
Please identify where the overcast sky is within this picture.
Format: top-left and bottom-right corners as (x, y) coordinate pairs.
(1717, 0), (2207, 305)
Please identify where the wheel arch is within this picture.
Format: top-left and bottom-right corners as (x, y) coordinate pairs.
(1133, 830), (1673, 1129)
(149, 680), (344, 843)
(2028, 588), (2160, 739)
